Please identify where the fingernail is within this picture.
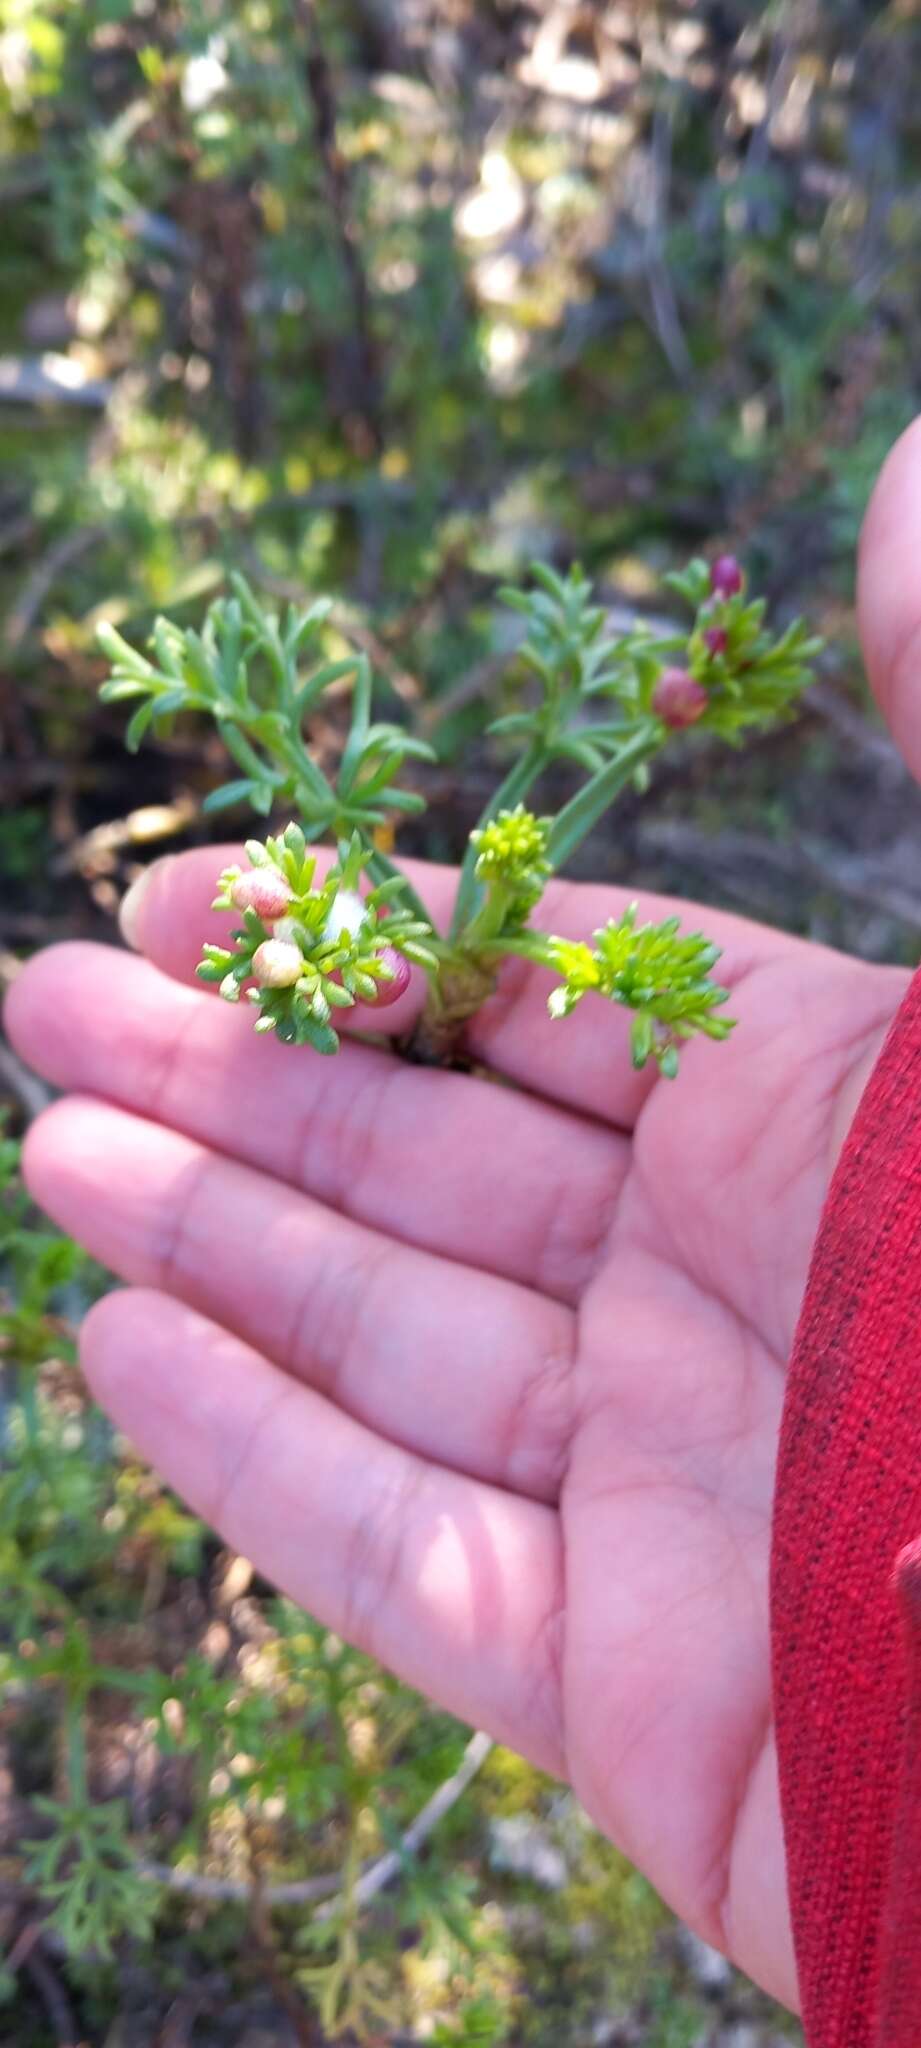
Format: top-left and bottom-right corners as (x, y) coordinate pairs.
(119, 859), (170, 950)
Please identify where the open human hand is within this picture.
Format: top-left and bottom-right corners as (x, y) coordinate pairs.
(9, 421), (921, 2015)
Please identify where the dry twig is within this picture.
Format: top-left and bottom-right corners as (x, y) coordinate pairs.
(5, 526), (105, 652)
(6, 1923), (83, 2048)
(136, 1729), (493, 1909)
(290, 0), (382, 453)
(0, 1039), (53, 1119)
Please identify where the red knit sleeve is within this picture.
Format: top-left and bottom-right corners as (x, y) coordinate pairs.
(874, 1539), (921, 2042)
(771, 967), (921, 2047)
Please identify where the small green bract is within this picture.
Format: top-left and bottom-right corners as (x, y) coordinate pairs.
(100, 555), (820, 1073)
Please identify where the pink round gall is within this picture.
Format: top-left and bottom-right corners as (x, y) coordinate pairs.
(366, 946), (412, 1009)
(230, 869), (293, 921)
(652, 666), (708, 730)
(252, 939), (303, 988)
(703, 626), (728, 657)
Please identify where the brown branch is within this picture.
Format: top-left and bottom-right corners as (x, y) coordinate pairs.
(291, 0), (383, 454)
(5, 525), (106, 652)
(248, 1866), (323, 2048)
(0, 510), (37, 560)
(639, 819), (921, 931)
(643, 98), (692, 385)
(6, 1924), (82, 2048)
(0, 1038), (53, 1120)
(132, 1859), (339, 1906)
(419, 651), (507, 732)
(806, 678), (903, 774)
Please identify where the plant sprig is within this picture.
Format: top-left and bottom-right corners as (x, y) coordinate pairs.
(98, 571), (435, 842)
(197, 825), (439, 1055)
(98, 553), (820, 1074)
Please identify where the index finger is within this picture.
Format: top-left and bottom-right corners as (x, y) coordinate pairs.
(120, 843), (806, 1127)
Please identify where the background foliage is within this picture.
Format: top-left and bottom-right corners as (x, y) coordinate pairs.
(4, 0), (921, 2038)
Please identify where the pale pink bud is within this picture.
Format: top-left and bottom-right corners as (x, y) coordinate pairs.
(366, 946), (411, 1009)
(710, 554), (743, 599)
(652, 667), (708, 729)
(703, 626), (728, 657)
(230, 869), (293, 921)
(252, 939), (302, 988)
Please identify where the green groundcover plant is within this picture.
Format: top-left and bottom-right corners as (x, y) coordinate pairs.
(0, 1134), (513, 2036)
(98, 553), (820, 1075)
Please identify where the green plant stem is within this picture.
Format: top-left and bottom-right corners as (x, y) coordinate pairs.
(17, 1364), (40, 1451)
(65, 1697), (88, 1805)
(546, 724), (660, 868)
(450, 739), (546, 939)
(277, 727), (336, 812)
(363, 847), (432, 927)
(476, 931), (554, 967)
(459, 880), (515, 950)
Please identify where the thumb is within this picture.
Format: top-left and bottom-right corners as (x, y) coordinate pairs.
(857, 413), (921, 783)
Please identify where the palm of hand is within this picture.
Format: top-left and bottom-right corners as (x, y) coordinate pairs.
(568, 942), (899, 2008)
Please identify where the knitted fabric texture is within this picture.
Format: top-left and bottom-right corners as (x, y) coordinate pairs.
(874, 1539), (921, 2040)
(771, 966), (921, 2046)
